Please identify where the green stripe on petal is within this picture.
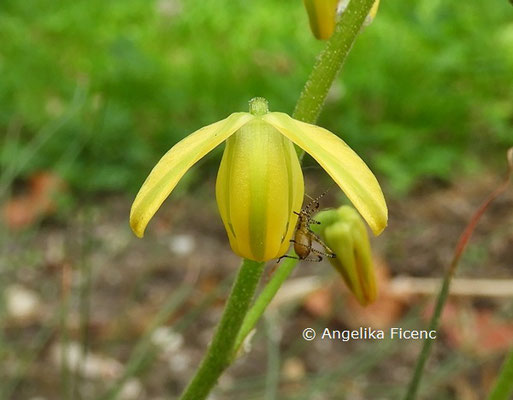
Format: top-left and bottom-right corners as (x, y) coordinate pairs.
(215, 118), (304, 262)
(248, 121), (269, 261)
(130, 112), (253, 238)
(263, 112), (387, 235)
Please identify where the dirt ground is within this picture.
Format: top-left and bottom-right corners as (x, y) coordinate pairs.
(1, 170), (513, 400)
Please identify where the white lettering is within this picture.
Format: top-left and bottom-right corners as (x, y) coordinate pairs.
(389, 328), (437, 340)
(322, 328), (332, 339)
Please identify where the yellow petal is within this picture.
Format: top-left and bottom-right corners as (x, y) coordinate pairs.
(130, 112), (253, 238)
(216, 118), (304, 261)
(262, 112), (387, 235)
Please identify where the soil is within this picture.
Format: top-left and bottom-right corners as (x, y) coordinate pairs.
(1, 171), (512, 399)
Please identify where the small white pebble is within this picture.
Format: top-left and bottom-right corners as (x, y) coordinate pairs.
(5, 284), (41, 321)
(168, 352), (190, 373)
(282, 357), (306, 381)
(168, 234), (195, 256)
(151, 327), (184, 355)
(51, 342), (123, 380)
(119, 378), (144, 400)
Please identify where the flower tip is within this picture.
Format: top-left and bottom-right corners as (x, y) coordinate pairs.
(248, 97), (269, 116)
(371, 216), (388, 237)
(129, 206), (146, 238)
(355, 292), (377, 307)
(129, 218), (145, 238)
(371, 204), (388, 236)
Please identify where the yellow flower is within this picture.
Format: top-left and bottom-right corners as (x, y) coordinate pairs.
(215, 113), (304, 261)
(130, 97), (387, 262)
(313, 205), (377, 306)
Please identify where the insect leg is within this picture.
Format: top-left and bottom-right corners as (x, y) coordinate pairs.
(303, 196), (320, 214)
(303, 190), (329, 214)
(310, 247), (336, 258)
(276, 254), (301, 263)
(302, 255), (323, 262)
(309, 231), (337, 258)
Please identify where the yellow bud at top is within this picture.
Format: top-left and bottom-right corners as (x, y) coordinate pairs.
(303, 0), (339, 40)
(304, 0), (381, 41)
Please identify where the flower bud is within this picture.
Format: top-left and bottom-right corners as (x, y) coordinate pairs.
(304, 0), (381, 40)
(313, 205), (377, 305)
(303, 0), (339, 40)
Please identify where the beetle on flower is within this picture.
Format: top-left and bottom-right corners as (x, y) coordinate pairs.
(130, 97), (387, 262)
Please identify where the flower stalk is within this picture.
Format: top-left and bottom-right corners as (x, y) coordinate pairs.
(179, 259), (265, 400)
(176, 1), (381, 398)
(233, 256), (298, 355)
(294, 0), (376, 126)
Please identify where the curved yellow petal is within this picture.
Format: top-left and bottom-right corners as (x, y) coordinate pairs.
(262, 112), (387, 235)
(130, 112), (254, 238)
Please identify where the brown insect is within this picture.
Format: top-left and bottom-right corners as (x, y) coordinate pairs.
(277, 191), (336, 263)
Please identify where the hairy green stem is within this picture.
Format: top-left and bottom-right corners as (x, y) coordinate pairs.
(179, 259), (265, 400)
(488, 348), (513, 400)
(293, 0), (376, 126)
(233, 257), (298, 354)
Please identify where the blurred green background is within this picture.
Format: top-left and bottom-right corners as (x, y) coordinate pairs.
(2, 0), (512, 196)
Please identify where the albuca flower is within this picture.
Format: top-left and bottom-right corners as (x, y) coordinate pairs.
(130, 97), (387, 262)
(313, 205), (377, 306)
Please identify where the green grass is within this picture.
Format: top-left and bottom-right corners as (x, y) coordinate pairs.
(1, 0), (512, 195)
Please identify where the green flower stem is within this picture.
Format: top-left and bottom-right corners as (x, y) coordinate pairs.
(233, 257), (299, 355)
(488, 348), (513, 400)
(293, 0), (376, 126)
(180, 1), (378, 398)
(179, 259), (265, 400)
(231, 0), (377, 353)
